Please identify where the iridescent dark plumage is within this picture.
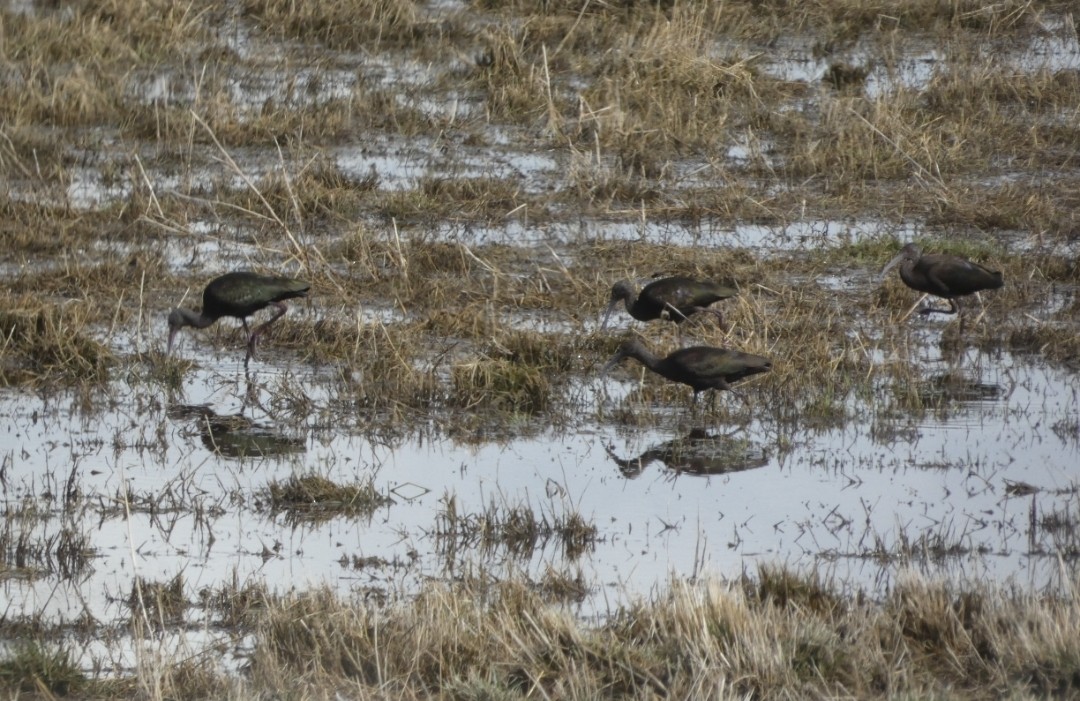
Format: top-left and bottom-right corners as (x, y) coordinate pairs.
(880, 243), (1003, 315)
(602, 276), (737, 330)
(167, 271), (310, 359)
(602, 338), (771, 404)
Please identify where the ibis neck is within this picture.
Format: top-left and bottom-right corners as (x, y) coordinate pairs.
(628, 346), (662, 372)
(610, 281), (639, 312)
(175, 308), (217, 329)
(603, 291), (635, 329)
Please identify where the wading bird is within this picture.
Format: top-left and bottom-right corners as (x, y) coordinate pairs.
(167, 271), (310, 359)
(602, 338), (771, 406)
(880, 243), (1003, 318)
(602, 276), (737, 331)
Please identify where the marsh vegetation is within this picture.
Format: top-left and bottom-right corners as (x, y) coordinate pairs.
(2, 0), (1080, 697)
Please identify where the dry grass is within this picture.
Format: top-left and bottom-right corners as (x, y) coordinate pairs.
(261, 473), (393, 523)
(0, 300), (114, 387)
(2, 0), (1080, 696)
(213, 568), (1080, 699)
(241, 0), (432, 49)
(129, 226), (1062, 431)
(0, 205), (1056, 433)
(130, 574), (188, 628)
(0, 643), (86, 696)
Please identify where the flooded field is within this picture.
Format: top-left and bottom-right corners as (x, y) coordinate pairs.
(5, 339), (1078, 631)
(2, 0), (1080, 694)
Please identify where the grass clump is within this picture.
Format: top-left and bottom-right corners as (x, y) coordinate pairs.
(0, 1), (213, 128)
(372, 173), (536, 226)
(418, 175), (525, 220)
(0, 643), (85, 696)
(328, 324), (444, 411)
(199, 578), (270, 629)
(451, 358), (553, 414)
(1007, 324), (1080, 365)
(472, 23), (571, 122)
(261, 474), (393, 522)
(0, 304), (113, 387)
(217, 154), (377, 225)
(491, 331), (581, 373)
(130, 573), (188, 629)
(0, 504), (96, 581)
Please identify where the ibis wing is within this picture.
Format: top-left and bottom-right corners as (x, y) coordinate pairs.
(643, 277), (735, 311)
(204, 273), (309, 319)
(667, 347), (770, 386)
(921, 256), (1002, 297)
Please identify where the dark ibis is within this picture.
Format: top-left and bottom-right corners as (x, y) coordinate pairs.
(880, 243), (1003, 316)
(602, 338), (771, 405)
(167, 271), (310, 359)
(602, 276), (737, 331)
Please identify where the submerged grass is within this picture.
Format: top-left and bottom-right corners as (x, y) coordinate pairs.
(0, 504), (96, 582)
(436, 492), (598, 561)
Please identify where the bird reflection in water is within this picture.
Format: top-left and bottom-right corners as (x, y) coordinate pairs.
(920, 339), (1009, 404)
(605, 428), (768, 479)
(168, 405), (305, 459)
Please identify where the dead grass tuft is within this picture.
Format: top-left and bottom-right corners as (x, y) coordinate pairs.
(130, 573), (188, 628)
(148, 658), (232, 701)
(0, 302), (113, 387)
(224, 155), (377, 225)
(473, 24), (565, 122)
(451, 358), (553, 414)
(261, 473), (393, 523)
(1007, 324), (1080, 365)
(578, 12), (796, 156)
(0, 642), (86, 696)
(0, 1), (211, 128)
(241, 0), (428, 49)
(0, 504), (96, 582)
(744, 564), (846, 617)
(417, 175), (525, 220)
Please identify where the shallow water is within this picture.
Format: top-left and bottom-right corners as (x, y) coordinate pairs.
(3, 336), (1077, 649)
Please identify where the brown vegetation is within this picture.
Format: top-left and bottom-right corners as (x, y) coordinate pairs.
(1, 0), (1079, 696)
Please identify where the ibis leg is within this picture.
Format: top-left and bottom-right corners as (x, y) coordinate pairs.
(719, 379), (750, 407)
(706, 307), (727, 332)
(246, 302), (289, 359)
